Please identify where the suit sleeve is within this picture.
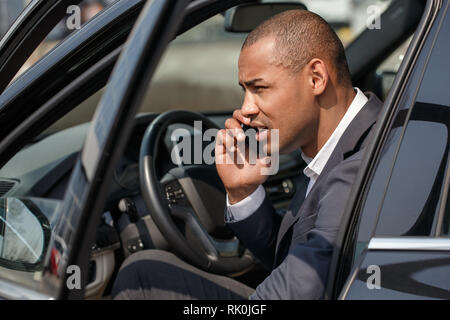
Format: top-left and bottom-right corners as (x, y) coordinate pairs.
(250, 157), (361, 299)
(226, 196), (282, 269)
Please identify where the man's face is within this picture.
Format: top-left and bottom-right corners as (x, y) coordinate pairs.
(238, 37), (319, 154)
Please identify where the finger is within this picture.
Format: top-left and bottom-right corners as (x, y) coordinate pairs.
(216, 130), (232, 165)
(215, 141), (226, 155)
(216, 129), (235, 153)
(233, 109), (251, 125)
(235, 138), (247, 165)
(216, 129), (226, 148)
(223, 129), (238, 153)
(257, 156), (272, 168)
(215, 146), (227, 165)
(225, 117), (243, 130)
(225, 118), (245, 142)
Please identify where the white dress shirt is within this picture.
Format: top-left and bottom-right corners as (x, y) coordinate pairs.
(226, 88), (368, 222)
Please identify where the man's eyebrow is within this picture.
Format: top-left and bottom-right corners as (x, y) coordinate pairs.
(239, 78), (265, 87)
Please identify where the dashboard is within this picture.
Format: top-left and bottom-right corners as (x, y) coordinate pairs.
(0, 112), (304, 209)
(0, 112), (305, 211)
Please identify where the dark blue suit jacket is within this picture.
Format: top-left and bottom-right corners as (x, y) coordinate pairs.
(227, 93), (383, 299)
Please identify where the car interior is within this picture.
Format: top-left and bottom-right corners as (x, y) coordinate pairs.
(0, 0), (425, 299)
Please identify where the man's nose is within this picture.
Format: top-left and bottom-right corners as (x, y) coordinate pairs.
(240, 96), (259, 117)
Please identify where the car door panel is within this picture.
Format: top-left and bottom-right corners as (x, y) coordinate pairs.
(326, 0), (442, 298)
(338, 0), (450, 300)
(344, 249), (450, 299)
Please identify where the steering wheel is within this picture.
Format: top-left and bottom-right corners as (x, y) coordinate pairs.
(139, 110), (255, 275)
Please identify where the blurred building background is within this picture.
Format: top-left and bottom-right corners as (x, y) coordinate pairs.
(0, 0), (404, 135)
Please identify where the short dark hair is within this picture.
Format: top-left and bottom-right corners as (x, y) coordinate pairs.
(242, 10), (352, 86)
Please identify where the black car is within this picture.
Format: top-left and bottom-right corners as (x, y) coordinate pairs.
(0, 0), (448, 300)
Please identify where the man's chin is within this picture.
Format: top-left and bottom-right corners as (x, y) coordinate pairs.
(262, 143), (284, 157)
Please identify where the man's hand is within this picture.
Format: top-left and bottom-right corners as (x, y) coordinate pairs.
(215, 110), (271, 205)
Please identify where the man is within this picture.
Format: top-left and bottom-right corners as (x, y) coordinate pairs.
(112, 9), (383, 300)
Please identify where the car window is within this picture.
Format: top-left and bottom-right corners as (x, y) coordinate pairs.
(139, 14), (246, 114)
(3, 0), (398, 136)
(375, 6), (450, 237)
(140, 1), (392, 114)
(351, 3), (450, 262)
(375, 117), (448, 236)
(36, 1), (398, 136)
(7, 0), (115, 85)
(42, 88), (105, 136)
(0, 0), (29, 39)
(374, 36), (413, 100)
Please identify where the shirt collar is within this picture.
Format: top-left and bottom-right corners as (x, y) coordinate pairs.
(301, 87), (368, 179)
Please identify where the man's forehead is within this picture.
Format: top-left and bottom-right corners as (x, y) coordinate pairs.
(239, 37), (276, 63)
(238, 38), (277, 81)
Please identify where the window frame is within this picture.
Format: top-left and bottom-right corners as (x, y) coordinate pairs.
(373, 102), (450, 238)
(365, 0), (450, 240)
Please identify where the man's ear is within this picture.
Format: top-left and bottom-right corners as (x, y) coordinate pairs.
(307, 58), (328, 96)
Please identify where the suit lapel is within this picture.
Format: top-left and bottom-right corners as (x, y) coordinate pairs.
(276, 174), (309, 247)
(273, 93), (383, 263)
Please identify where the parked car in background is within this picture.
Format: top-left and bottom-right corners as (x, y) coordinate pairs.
(0, 0), (449, 300)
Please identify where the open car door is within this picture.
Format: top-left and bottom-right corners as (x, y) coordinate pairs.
(54, 0), (191, 299)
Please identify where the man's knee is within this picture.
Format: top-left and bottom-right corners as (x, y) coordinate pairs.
(112, 249), (178, 299)
(119, 249), (177, 271)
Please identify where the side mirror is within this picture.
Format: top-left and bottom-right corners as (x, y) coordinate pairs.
(224, 2), (307, 33)
(0, 198), (55, 271)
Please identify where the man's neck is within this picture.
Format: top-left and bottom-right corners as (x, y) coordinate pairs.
(302, 87), (357, 158)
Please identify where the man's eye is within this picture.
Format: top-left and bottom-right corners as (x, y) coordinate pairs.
(254, 86), (267, 92)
